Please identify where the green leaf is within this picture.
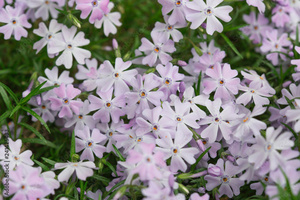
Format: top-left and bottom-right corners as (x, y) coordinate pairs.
(35, 85), (59, 95)
(102, 159), (117, 176)
(34, 159), (50, 171)
(21, 106), (51, 133)
(18, 122), (47, 142)
(0, 82), (19, 104)
(70, 131), (76, 160)
(112, 144), (125, 162)
(91, 174), (110, 185)
(106, 180), (125, 195)
(190, 146), (211, 171)
(220, 33), (243, 59)
(41, 157), (56, 166)
(196, 71), (202, 96)
(224, 24), (248, 32)
(22, 138), (56, 148)
(281, 123), (298, 139)
(0, 110), (10, 123)
(19, 81), (46, 105)
(9, 104), (21, 118)
(0, 86), (12, 110)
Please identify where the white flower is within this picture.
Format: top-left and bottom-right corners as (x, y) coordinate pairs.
(54, 160), (96, 182)
(48, 25), (91, 69)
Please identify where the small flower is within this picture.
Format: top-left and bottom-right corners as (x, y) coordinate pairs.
(199, 98), (240, 143)
(204, 159), (244, 198)
(236, 84), (273, 106)
(0, 5), (32, 40)
(125, 74), (164, 118)
(271, 4), (291, 28)
(156, 131), (199, 172)
(240, 11), (272, 44)
(48, 83), (83, 118)
(75, 126), (106, 161)
(260, 29), (291, 66)
(54, 160), (96, 182)
(126, 142), (166, 181)
(94, 2), (122, 36)
(203, 62), (240, 100)
(75, 0), (109, 24)
(161, 99), (200, 137)
(88, 87), (126, 123)
(64, 100), (97, 132)
(98, 58), (137, 96)
(33, 19), (63, 54)
(0, 138), (34, 170)
(26, 0), (62, 20)
(151, 14), (185, 43)
(186, 0), (233, 35)
(48, 25), (91, 69)
(138, 34), (176, 67)
(157, 0), (188, 25)
(155, 62), (184, 100)
(3, 166), (45, 199)
(248, 126), (294, 171)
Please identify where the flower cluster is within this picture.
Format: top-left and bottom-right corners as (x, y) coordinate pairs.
(0, 0), (300, 199)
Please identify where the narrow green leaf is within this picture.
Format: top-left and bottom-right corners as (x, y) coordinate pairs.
(220, 33), (243, 59)
(112, 144), (125, 162)
(0, 82), (19, 103)
(281, 123), (298, 139)
(224, 24), (248, 32)
(91, 174), (110, 185)
(35, 85), (58, 96)
(0, 86), (12, 110)
(0, 110), (10, 123)
(41, 157), (56, 165)
(21, 106), (51, 133)
(19, 81), (46, 105)
(106, 180), (125, 195)
(9, 104), (21, 117)
(34, 159), (49, 171)
(190, 146), (211, 171)
(18, 122), (47, 142)
(102, 159), (117, 176)
(22, 138), (56, 148)
(196, 71), (202, 96)
(70, 131), (76, 160)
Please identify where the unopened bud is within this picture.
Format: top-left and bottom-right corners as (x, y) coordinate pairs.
(196, 139), (206, 152)
(113, 186), (127, 200)
(71, 154), (80, 162)
(190, 170), (208, 178)
(289, 52), (294, 57)
(208, 165), (221, 177)
(112, 38), (118, 50)
(67, 13), (81, 28)
(177, 60), (187, 66)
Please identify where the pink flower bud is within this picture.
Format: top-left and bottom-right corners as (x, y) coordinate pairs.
(177, 60), (187, 66)
(289, 52), (294, 57)
(283, 81), (292, 88)
(112, 38), (118, 50)
(208, 165), (221, 177)
(196, 139), (206, 152)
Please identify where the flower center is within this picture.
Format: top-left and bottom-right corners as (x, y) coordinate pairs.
(136, 137), (142, 142)
(219, 80), (224, 85)
(114, 73), (119, 78)
(176, 116), (182, 122)
(139, 89), (147, 98)
(146, 157), (151, 162)
(87, 141), (93, 147)
(267, 144), (272, 150)
(12, 19), (17, 24)
(243, 117), (248, 123)
(154, 47), (160, 53)
(41, 105), (46, 109)
(164, 78), (172, 86)
(202, 140), (207, 145)
(67, 44), (72, 49)
(173, 148), (178, 153)
(109, 132), (113, 136)
(63, 98), (69, 104)
(221, 175), (230, 183)
(175, 0), (182, 6)
(205, 7), (213, 16)
(167, 25), (173, 30)
(21, 185), (26, 190)
(254, 25), (258, 30)
(275, 44), (279, 49)
(91, 0), (98, 6)
(48, 34), (52, 39)
(14, 156), (19, 160)
(264, 176), (269, 182)
(250, 90), (255, 93)
(78, 115), (83, 119)
(106, 102), (112, 108)
(215, 117), (219, 122)
(45, 0), (49, 4)
(260, 76), (263, 80)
